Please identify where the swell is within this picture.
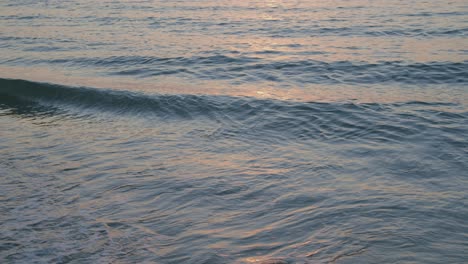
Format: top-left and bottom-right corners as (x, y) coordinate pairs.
(1, 78), (466, 146)
(218, 25), (468, 37)
(7, 57), (467, 85)
(0, 78), (217, 118)
(4, 14), (466, 38)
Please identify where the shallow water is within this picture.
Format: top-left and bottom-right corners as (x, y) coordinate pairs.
(1, 1), (467, 263)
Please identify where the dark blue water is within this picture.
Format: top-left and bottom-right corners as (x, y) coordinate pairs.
(1, 1), (467, 263)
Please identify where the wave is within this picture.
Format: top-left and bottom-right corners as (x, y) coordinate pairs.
(9, 57), (467, 85)
(222, 25), (468, 38)
(0, 78), (214, 118)
(1, 78), (466, 146)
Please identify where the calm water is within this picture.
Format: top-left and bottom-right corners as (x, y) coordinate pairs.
(1, 1), (467, 263)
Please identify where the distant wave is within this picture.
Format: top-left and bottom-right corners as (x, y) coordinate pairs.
(219, 25), (468, 38)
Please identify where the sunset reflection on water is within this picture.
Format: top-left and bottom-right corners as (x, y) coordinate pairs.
(0, 0), (466, 104)
(0, 1), (467, 263)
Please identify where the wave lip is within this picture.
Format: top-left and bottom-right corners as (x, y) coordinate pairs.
(0, 78), (216, 118)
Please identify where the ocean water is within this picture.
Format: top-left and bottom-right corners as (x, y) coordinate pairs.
(0, 1), (467, 263)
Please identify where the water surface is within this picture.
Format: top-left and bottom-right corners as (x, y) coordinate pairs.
(1, 1), (467, 263)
